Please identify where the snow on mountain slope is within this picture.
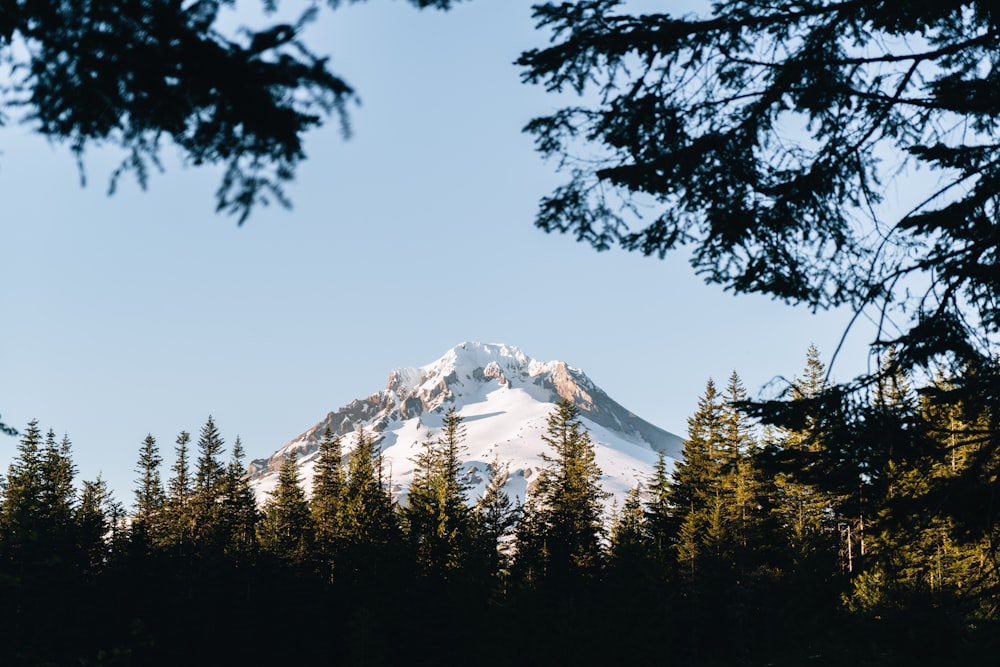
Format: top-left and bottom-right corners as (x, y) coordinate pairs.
(249, 342), (683, 511)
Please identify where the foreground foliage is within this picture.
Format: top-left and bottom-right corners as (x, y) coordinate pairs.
(0, 0), (460, 222)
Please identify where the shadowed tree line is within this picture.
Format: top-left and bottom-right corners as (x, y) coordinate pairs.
(3, 354), (1000, 665)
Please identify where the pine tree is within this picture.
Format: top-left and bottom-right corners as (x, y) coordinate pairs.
(310, 426), (345, 577)
(133, 433), (166, 551)
(917, 370), (998, 604)
(720, 372), (766, 577)
(770, 347), (838, 567)
(666, 373), (768, 587)
(471, 457), (519, 586)
(221, 435), (259, 563)
(167, 431), (192, 503)
(515, 399), (608, 589)
(644, 451), (674, 572)
(194, 416), (226, 497)
(37, 431), (78, 561)
(404, 407), (472, 580)
(608, 485), (647, 573)
(258, 451), (314, 567)
(40, 431), (77, 534)
(1, 420), (46, 565)
(163, 430), (194, 551)
(845, 354), (994, 611)
(77, 475), (116, 576)
(511, 493), (548, 590)
(668, 378), (724, 581)
(191, 415), (227, 554)
(0, 424), (83, 571)
(849, 350), (917, 575)
(338, 427), (401, 585)
(659, 375), (783, 660)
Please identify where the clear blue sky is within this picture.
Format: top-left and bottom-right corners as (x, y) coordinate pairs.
(1, 0), (874, 500)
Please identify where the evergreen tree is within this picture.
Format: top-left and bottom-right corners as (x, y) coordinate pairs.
(918, 370), (998, 607)
(258, 451), (314, 567)
(167, 431), (192, 503)
(194, 416), (226, 497)
(668, 378), (724, 581)
(0, 422), (101, 663)
(221, 435), (259, 563)
(310, 426), (345, 577)
(76, 475), (116, 576)
(515, 399), (608, 589)
(133, 433), (166, 551)
(163, 430), (194, 551)
(338, 427), (401, 585)
(36, 431), (79, 562)
(769, 347), (839, 567)
(191, 415), (227, 554)
(511, 493), (548, 591)
(608, 485), (646, 573)
(39, 431), (77, 536)
(471, 457), (519, 586)
(719, 372), (766, 577)
(404, 407), (472, 580)
(667, 373), (768, 584)
(847, 350), (918, 575)
(845, 355), (994, 612)
(644, 451), (674, 572)
(756, 346), (848, 635)
(665, 375), (790, 659)
(0, 420), (46, 565)
(1, 424), (81, 568)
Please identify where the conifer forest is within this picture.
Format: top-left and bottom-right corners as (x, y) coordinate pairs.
(6, 2), (1000, 664)
(2, 348), (999, 666)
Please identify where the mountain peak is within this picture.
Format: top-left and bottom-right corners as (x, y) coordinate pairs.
(249, 343), (683, 507)
(422, 341), (532, 376)
(381, 342), (529, 398)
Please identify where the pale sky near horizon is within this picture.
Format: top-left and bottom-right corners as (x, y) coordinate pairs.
(1, 0), (877, 501)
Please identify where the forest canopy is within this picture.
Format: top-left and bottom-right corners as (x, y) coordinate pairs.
(4, 379), (999, 665)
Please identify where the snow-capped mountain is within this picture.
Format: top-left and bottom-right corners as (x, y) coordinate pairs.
(249, 342), (682, 509)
